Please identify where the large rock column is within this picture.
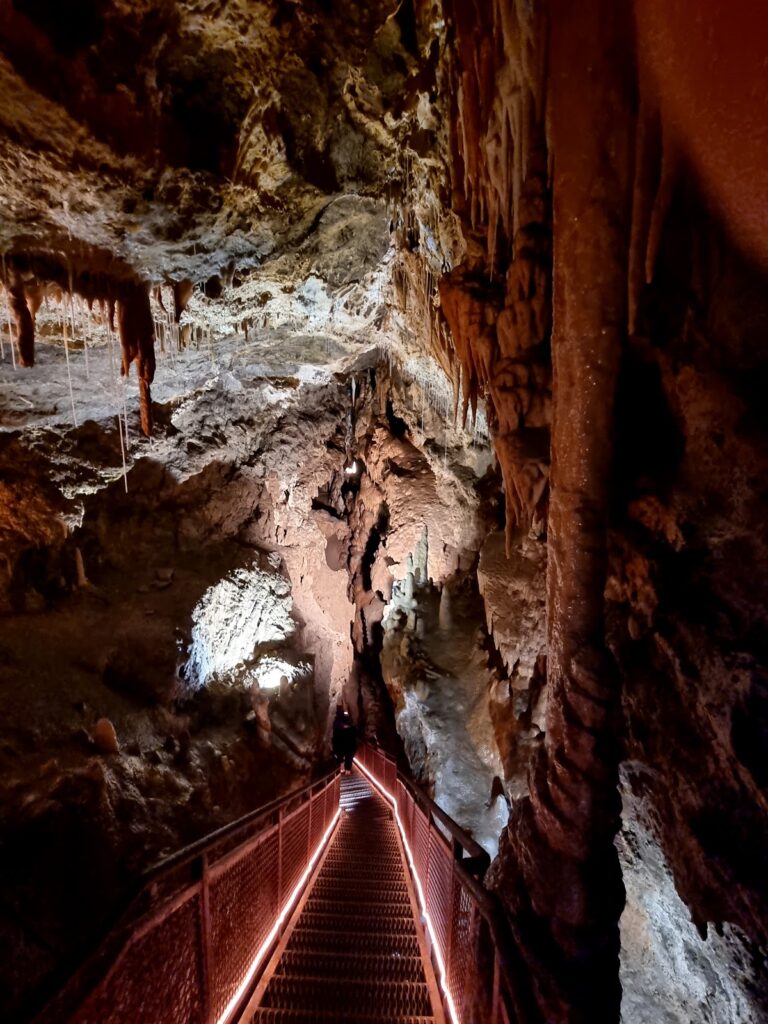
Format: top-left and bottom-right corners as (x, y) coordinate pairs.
(495, 2), (635, 1021)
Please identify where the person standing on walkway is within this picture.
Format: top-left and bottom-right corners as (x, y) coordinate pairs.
(332, 706), (357, 774)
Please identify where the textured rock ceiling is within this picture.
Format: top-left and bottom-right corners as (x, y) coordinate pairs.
(0, 0), (435, 279)
(0, 0), (454, 441)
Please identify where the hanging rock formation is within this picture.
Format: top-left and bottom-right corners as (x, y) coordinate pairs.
(115, 285), (156, 437)
(6, 275), (35, 368)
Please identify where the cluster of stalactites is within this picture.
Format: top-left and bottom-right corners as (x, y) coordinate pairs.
(0, 257), (177, 439)
(447, 0), (546, 270)
(389, 0), (551, 547)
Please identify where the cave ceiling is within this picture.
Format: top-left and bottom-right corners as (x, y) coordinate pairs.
(0, 0), (445, 357)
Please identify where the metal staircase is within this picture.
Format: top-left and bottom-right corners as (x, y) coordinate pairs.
(34, 745), (522, 1024)
(251, 774), (443, 1023)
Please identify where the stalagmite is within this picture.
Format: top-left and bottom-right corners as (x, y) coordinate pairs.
(438, 585), (452, 631)
(74, 547), (89, 589)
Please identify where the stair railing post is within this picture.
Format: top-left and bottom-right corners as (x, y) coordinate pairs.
(277, 806), (284, 907)
(445, 853), (457, 1007)
(200, 851), (213, 1024)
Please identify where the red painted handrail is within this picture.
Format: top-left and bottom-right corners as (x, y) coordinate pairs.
(33, 769), (341, 1024)
(355, 741), (524, 1024)
(33, 744), (531, 1024)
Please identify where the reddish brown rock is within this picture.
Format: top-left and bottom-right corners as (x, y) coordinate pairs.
(116, 285), (156, 437)
(7, 276), (34, 367)
(92, 718), (120, 755)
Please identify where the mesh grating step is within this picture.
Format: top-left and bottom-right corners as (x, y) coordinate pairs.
(253, 1010), (434, 1024)
(322, 868), (404, 880)
(311, 879), (409, 898)
(304, 896), (414, 918)
(307, 890), (411, 910)
(261, 976), (433, 1016)
(321, 864), (405, 881)
(277, 950), (427, 983)
(286, 927), (421, 958)
(321, 860), (403, 873)
(295, 911), (418, 935)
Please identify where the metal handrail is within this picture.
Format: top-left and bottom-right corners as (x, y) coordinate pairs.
(33, 767), (341, 1024)
(142, 768), (337, 882)
(32, 742), (531, 1024)
(355, 740), (527, 1024)
(391, 753), (491, 874)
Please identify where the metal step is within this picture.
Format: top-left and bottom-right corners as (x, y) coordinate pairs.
(294, 910), (419, 935)
(310, 879), (409, 899)
(253, 1010), (435, 1024)
(276, 950), (426, 983)
(303, 896), (414, 918)
(285, 927), (421, 958)
(260, 976), (433, 1016)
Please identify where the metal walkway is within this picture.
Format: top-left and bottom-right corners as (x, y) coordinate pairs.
(251, 772), (444, 1023)
(35, 745), (519, 1024)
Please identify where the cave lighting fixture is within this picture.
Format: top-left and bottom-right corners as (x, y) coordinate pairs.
(344, 460), (359, 475)
(216, 809), (341, 1024)
(353, 756), (461, 1024)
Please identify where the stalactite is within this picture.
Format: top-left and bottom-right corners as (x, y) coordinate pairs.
(61, 298), (78, 428)
(645, 126), (681, 286)
(628, 96), (661, 335)
(106, 312), (129, 493)
(68, 265), (88, 379)
(3, 285), (16, 371)
(7, 275), (35, 368)
(116, 285), (156, 438)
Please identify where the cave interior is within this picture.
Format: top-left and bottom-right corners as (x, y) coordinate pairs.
(1, 1), (768, 1022)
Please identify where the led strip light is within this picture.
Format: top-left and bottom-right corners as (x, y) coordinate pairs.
(354, 756), (461, 1024)
(216, 808), (341, 1024)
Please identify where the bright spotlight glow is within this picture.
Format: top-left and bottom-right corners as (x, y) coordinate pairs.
(344, 460), (359, 475)
(354, 757), (461, 1024)
(216, 808), (340, 1024)
(255, 657), (302, 691)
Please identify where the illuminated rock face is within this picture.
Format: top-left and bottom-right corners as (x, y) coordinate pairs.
(186, 561), (296, 688)
(1, 2), (768, 1023)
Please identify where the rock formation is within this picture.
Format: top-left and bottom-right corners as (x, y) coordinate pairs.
(0, 2), (767, 1023)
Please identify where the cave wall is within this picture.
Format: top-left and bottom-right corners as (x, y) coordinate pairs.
(419, 1), (768, 1020)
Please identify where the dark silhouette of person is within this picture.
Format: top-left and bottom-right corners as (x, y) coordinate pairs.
(332, 707), (358, 774)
